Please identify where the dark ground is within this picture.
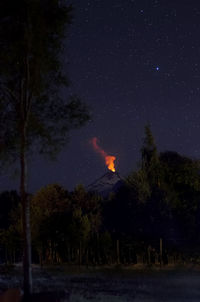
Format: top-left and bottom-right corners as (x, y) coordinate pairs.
(1, 264), (200, 301)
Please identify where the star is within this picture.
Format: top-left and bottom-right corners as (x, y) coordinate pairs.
(156, 66), (160, 71)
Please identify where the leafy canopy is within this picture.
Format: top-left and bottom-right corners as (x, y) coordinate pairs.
(0, 0), (90, 162)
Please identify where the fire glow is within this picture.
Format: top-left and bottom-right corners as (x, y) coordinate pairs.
(91, 137), (116, 172)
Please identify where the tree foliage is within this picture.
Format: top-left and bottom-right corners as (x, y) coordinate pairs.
(0, 0), (90, 161)
(0, 0), (90, 296)
(31, 184), (102, 264)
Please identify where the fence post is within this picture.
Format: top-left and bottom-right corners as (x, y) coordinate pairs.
(116, 240), (120, 264)
(160, 238), (163, 267)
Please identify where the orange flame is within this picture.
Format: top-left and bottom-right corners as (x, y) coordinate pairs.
(91, 137), (116, 172)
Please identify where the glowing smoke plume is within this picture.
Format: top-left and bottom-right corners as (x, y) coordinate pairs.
(91, 137), (116, 172)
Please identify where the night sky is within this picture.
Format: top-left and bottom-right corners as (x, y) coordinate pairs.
(2, 0), (200, 193)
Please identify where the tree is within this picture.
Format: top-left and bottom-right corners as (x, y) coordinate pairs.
(0, 191), (21, 263)
(31, 184), (70, 264)
(71, 185), (102, 234)
(120, 126), (171, 245)
(159, 151), (200, 243)
(126, 169), (150, 203)
(31, 184), (102, 265)
(0, 191), (20, 229)
(0, 0), (90, 297)
(140, 125), (160, 187)
(70, 185), (102, 264)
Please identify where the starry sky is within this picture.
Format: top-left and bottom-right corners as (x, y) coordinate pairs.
(2, 0), (200, 193)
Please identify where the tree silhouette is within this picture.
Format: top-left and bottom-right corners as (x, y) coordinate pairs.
(141, 124), (160, 187)
(0, 0), (90, 297)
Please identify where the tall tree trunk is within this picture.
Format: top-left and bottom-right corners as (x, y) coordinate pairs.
(20, 125), (32, 298)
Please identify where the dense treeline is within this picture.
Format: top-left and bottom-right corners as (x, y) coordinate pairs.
(1, 126), (200, 265)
